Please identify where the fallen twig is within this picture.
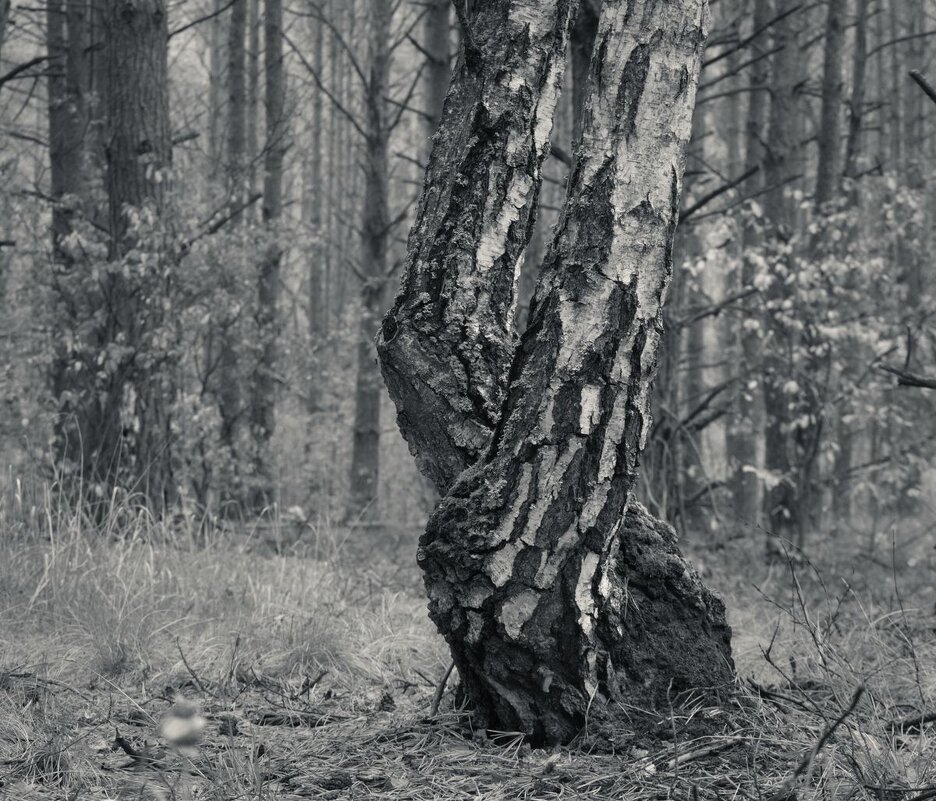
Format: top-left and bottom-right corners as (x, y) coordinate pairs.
(430, 661), (456, 718)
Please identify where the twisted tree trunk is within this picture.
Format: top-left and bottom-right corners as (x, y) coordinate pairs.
(378, 0), (733, 745)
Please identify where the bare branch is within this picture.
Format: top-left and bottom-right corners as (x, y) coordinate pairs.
(169, 0), (236, 40)
(284, 31), (367, 139)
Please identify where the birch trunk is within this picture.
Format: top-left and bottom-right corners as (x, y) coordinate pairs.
(379, 0), (732, 744)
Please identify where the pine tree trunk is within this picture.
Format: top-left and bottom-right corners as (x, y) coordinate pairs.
(570, 0), (598, 144)
(423, 0), (450, 140)
(101, 0), (175, 509)
(378, 0), (732, 745)
(347, 0), (392, 522)
(305, 11), (325, 412)
(216, 0), (248, 503)
(728, 0), (768, 528)
(249, 0), (286, 509)
(48, 0), (90, 474)
(246, 0), (260, 213)
(762, 5), (802, 547)
(815, 0), (846, 207)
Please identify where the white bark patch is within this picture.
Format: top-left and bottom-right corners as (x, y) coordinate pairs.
(575, 552), (600, 635)
(533, 56), (564, 158)
(533, 523), (578, 588)
(488, 540), (523, 587)
(524, 443), (581, 540)
(579, 385), (602, 434)
(476, 172), (533, 272)
(499, 588), (541, 639)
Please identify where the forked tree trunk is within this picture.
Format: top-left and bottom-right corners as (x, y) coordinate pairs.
(378, 0), (732, 745)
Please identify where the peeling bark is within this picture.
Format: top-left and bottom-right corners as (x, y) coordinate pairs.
(379, 0), (733, 744)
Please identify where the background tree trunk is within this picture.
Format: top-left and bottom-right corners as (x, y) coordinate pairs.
(101, 0), (174, 509)
(346, 0), (392, 522)
(380, 0), (732, 745)
(761, 4), (803, 548)
(423, 0), (450, 141)
(216, 0), (248, 498)
(249, 0), (286, 509)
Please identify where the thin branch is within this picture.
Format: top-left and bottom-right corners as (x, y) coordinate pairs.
(702, 4), (802, 70)
(184, 192), (263, 249)
(766, 687), (864, 801)
(909, 70), (936, 107)
(878, 364), (936, 390)
(284, 31), (367, 139)
(0, 56), (49, 90)
(168, 0), (236, 40)
(681, 165), (760, 220)
(698, 45), (783, 92)
(867, 30), (936, 59)
(286, 1), (369, 89)
(389, 61), (429, 131)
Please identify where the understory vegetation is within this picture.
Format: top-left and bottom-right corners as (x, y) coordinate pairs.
(1, 483), (933, 800)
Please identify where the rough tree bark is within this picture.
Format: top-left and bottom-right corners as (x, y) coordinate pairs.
(346, 0), (392, 521)
(101, 0), (175, 508)
(48, 0), (91, 476)
(423, 0), (450, 140)
(815, 0), (846, 208)
(216, 0), (248, 486)
(249, 0), (286, 509)
(728, 0), (769, 527)
(761, 4), (803, 546)
(570, 0), (598, 143)
(378, 0), (732, 744)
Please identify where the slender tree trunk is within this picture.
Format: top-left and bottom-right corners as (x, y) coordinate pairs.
(216, 0), (248, 504)
(246, 0), (260, 212)
(423, 0), (450, 141)
(346, 0), (391, 522)
(249, 0), (285, 510)
(48, 0), (91, 478)
(814, 0), (846, 207)
(207, 0), (226, 178)
(305, 11), (325, 411)
(101, 0), (175, 509)
(843, 0), (869, 180)
(570, 0), (598, 143)
(0, 0), (9, 63)
(728, 0), (768, 527)
(379, 0), (731, 744)
(762, 3), (802, 549)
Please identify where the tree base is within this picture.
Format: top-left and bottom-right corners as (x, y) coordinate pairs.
(421, 500), (734, 746)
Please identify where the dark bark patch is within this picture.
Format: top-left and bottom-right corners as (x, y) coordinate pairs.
(615, 42), (651, 140)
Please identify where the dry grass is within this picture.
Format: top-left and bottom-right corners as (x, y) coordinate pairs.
(1, 481), (934, 800)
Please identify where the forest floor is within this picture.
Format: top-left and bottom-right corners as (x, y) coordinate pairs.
(1, 492), (934, 800)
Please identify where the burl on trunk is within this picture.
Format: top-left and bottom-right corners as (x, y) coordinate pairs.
(378, 0), (733, 744)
